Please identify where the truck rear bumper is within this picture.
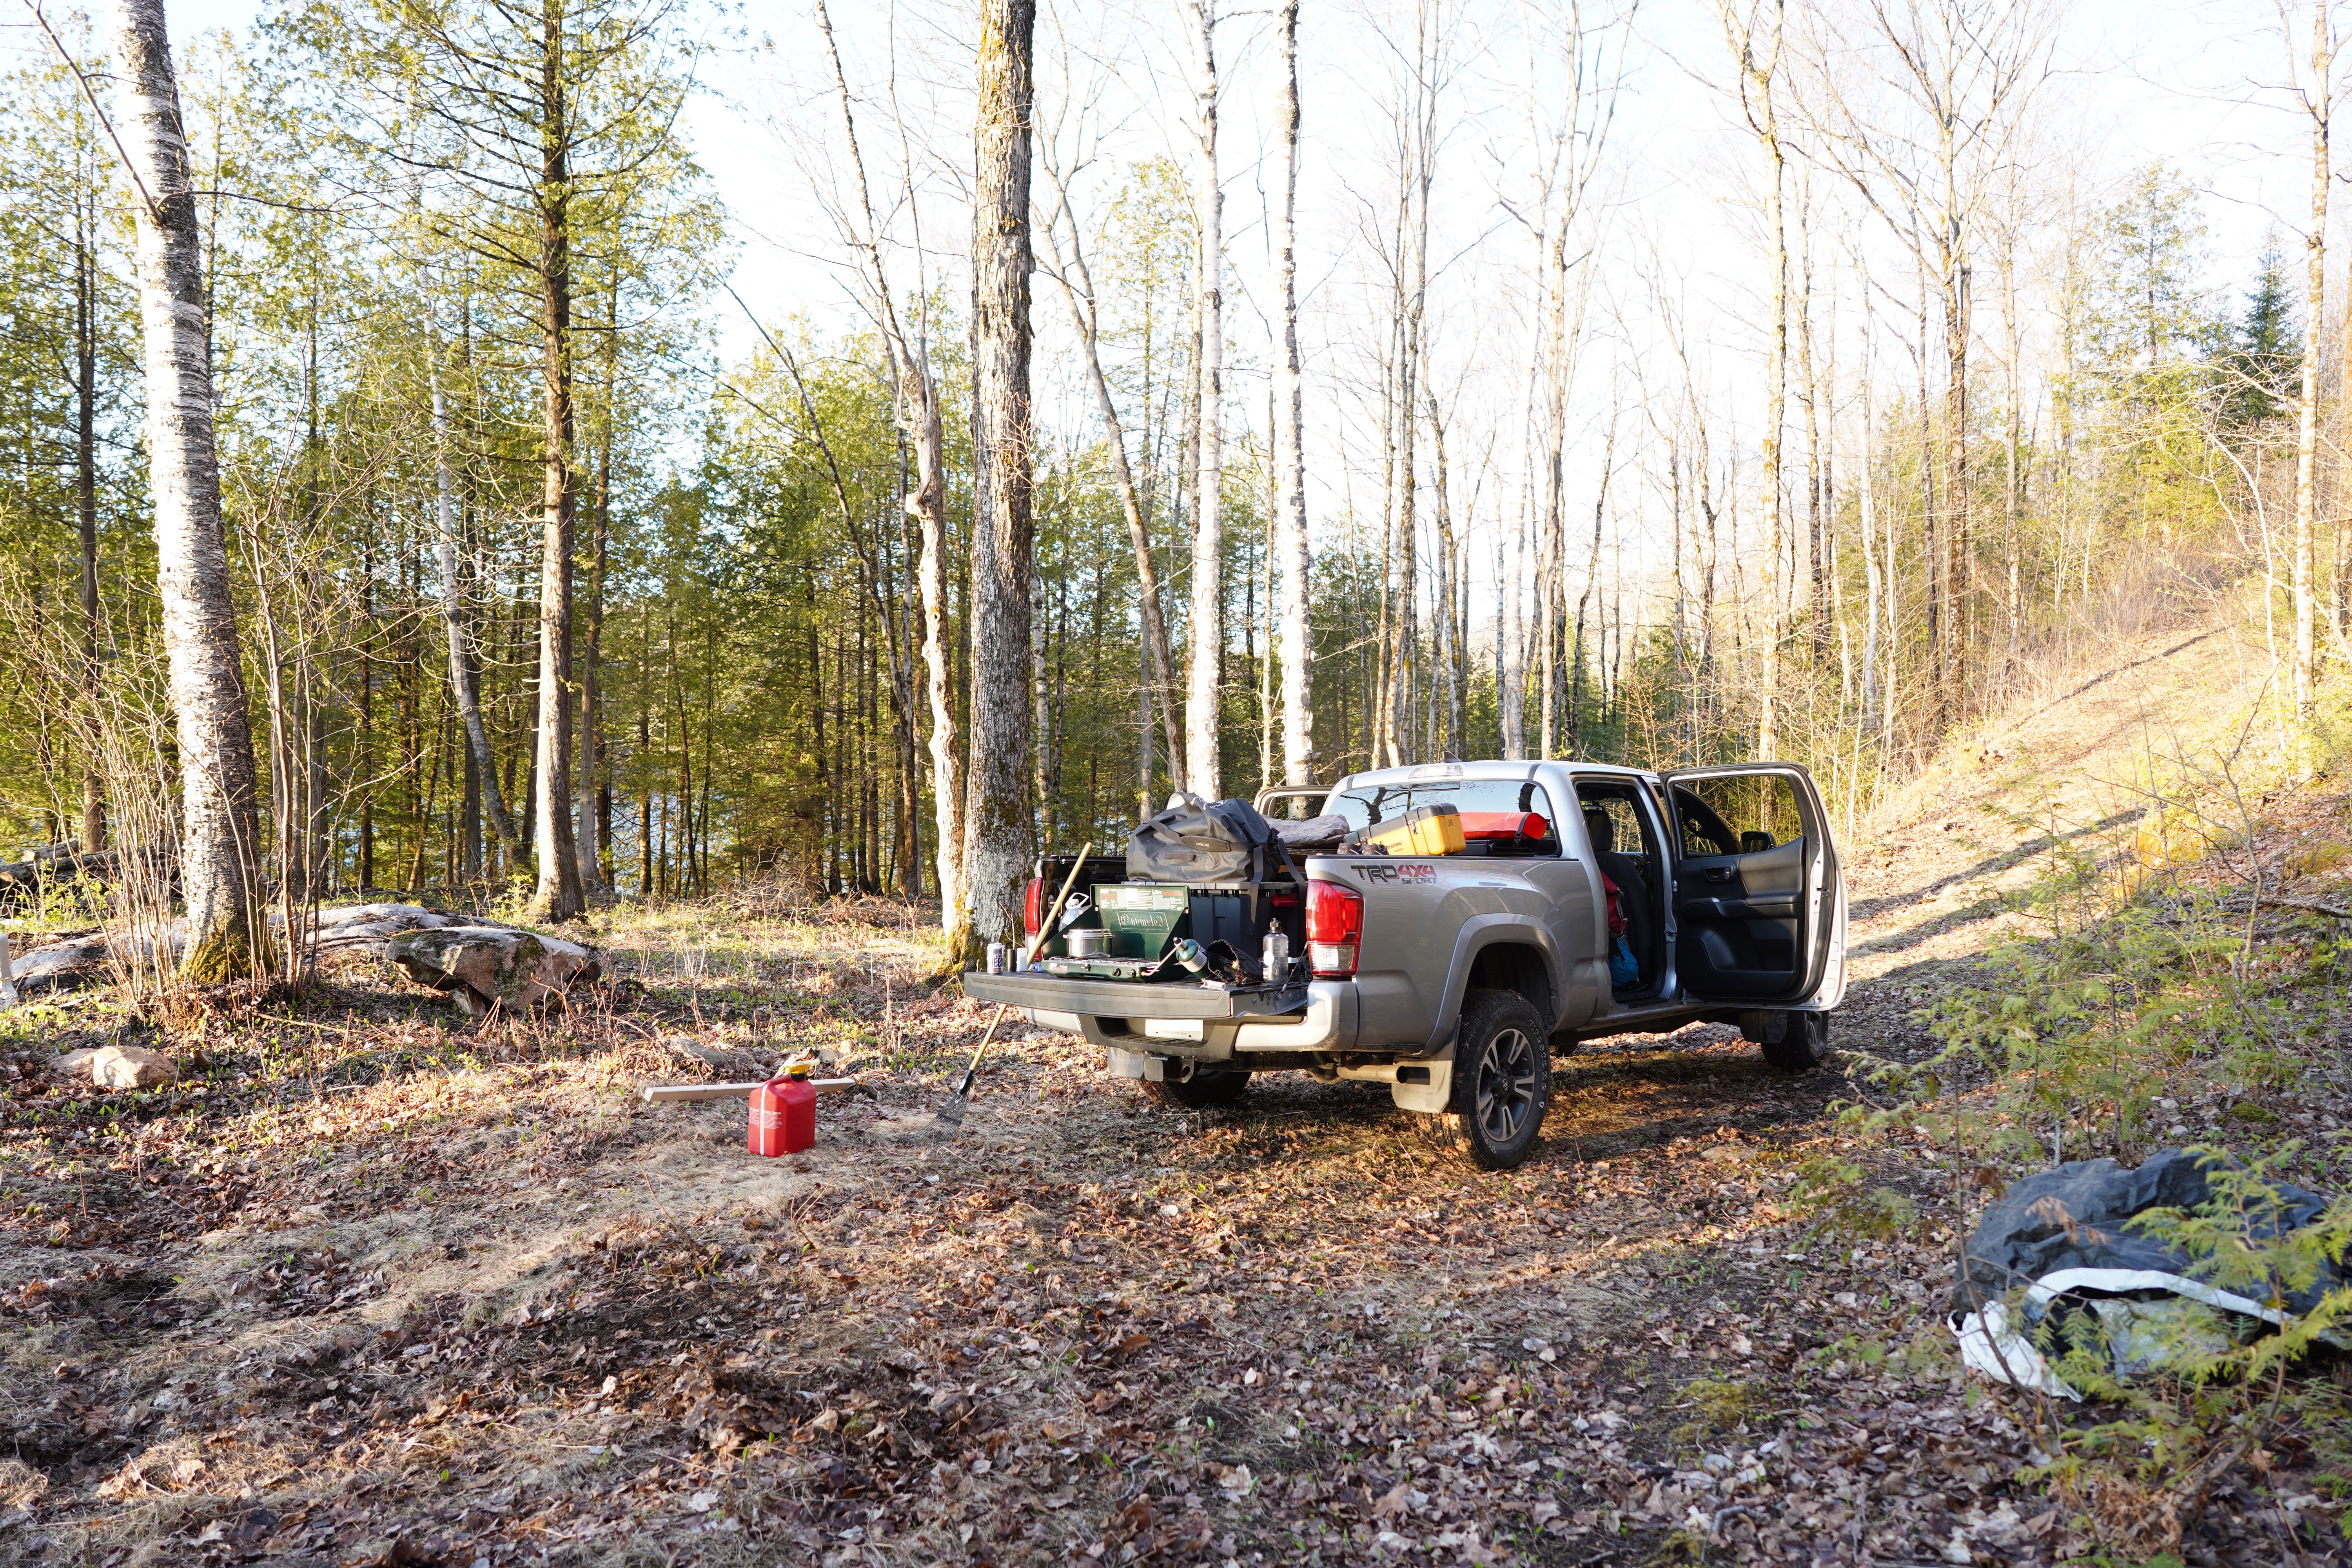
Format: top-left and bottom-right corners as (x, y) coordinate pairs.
(963, 971), (1309, 1019)
(963, 971), (1356, 1054)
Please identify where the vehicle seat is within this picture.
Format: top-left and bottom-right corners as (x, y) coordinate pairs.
(1583, 807), (1659, 990)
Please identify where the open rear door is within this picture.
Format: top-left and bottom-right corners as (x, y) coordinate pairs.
(1660, 764), (1846, 1009)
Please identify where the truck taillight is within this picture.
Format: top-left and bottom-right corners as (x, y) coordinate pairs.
(1023, 875), (1044, 936)
(1305, 879), (1362, 978)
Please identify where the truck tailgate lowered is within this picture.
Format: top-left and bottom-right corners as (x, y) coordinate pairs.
(964, 971), (1309, 1020)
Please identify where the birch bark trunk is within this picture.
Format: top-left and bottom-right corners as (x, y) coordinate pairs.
(111, 0), (267, 980)
(1183, 0), (1225, 799)
(964, 0), (1036, 958)
(1273, 0), (1314, 789)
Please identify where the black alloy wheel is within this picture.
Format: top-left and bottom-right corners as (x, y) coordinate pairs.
(1429, 988), (1551, 1170)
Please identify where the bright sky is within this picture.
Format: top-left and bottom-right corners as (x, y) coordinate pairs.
(13, 0), (2327, 616)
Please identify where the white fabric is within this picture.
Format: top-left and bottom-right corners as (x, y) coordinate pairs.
(1951, 1301), (2080, 1400)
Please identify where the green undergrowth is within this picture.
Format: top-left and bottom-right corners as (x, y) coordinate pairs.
(1819, 757), (2352, 1554)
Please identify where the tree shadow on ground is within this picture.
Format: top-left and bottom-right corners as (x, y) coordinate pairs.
(1849, 808), (2138, 922)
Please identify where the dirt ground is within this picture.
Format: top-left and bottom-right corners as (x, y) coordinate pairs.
(4, 613), (2350, 1568)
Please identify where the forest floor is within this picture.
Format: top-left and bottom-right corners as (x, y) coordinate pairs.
(5, 606), (2352, 1568)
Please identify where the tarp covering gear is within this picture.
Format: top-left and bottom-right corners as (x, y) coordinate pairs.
(1127, 795), (1296, 884)
(1272, 813), (1350, 850)
(1947, 1147), (2348, 1398)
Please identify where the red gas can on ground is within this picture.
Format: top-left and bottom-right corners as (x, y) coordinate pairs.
(749, 1069), (816, 1156)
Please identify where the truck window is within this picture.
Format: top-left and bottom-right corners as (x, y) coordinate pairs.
(1673, 775), (1803, 855)
(1579, 792), (1653, 859)
(1324, 779), (1562, 858)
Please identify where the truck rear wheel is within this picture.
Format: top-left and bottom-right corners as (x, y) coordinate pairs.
(1420, 989), (1550, 1171)
(1744, 1010), (1830, 1073)
(1141, 1070), (1251, 1110)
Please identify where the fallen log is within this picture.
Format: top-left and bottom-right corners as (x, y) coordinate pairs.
(386, 925), (605, 1016)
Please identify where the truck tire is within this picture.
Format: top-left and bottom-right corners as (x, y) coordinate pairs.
(1142, 1070), (1251, 1110)
(1421, 989), (1550, 1171)
(1745, 1009), (1829, 1073)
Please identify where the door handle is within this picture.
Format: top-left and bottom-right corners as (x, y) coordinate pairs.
(1702, 866), (1733, 884)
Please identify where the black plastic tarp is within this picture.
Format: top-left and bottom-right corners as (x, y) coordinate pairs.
(1949, 1147), (2347, 1396)
(1953, 1147), (2341, 1319)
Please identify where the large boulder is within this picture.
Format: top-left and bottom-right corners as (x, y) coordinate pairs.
(386, 926), (604, 1016)
(49, 1044), (176, 1089)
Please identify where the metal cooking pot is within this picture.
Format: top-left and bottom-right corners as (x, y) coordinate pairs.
(1065, 926), (1113, 958)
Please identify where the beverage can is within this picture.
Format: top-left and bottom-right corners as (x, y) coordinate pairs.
(985, 942), (1007, 975)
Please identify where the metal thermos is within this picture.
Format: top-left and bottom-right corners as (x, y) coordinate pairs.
(1261, 927), (1290, 984)
(985, 942), (1007, 975)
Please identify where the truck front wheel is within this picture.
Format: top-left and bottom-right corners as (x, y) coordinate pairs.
(1421, 989), (1550, 1171)
(1142, 1070), (1251, 1110)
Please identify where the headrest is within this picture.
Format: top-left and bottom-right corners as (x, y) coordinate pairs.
(1582, 808), (1614, 854)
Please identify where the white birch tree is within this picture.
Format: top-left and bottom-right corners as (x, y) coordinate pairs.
(1183, 0), (1225, 799)
(1272, 0), (1314, 789)
(110, 0), (269, 980)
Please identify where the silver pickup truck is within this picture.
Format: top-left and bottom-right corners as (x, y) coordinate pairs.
(963, 759), (1847, 1169)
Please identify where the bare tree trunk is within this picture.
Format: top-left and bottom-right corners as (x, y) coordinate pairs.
(112, 0), (267, 980)
(576, 276), (617, 898)
(1939, 137), (1971, 720)
(2292, 3), (2332, 723)
(1428, 391), (1464, 759)
(1499, 404), (1532, 757)
(432, 321), (524, 868)
(1273, 0), (1314, 789)
(1797, 170), (1826, 665)
(74, 180), (105, 853)
(2001, 205), (2024, 670)
(1536, 227), (1570, 758)
(911, 377), (962, 936)
(528, 0), (584, 924)
(1184, 0), (1225, 799)
(963, 0), (1036, 961)
(1718, 0), (1788, 762)
(1034, 160), (1186, 789)
(815, 0), (964, 938)
(1857, 233), (1882, 745)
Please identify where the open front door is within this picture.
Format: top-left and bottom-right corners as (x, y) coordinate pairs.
(1660, 764), (1846, 1009)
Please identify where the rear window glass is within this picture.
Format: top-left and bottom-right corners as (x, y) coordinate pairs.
(1323, 779), (1561, 857)
(1576, 789), (1655, 859)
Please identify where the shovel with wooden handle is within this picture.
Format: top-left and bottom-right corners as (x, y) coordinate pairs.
(936, 843), (1093, 1137)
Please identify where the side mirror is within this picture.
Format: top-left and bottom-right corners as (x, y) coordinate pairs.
(1740, 830), (1775, 854)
